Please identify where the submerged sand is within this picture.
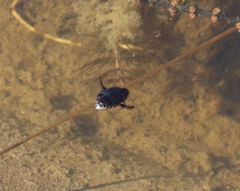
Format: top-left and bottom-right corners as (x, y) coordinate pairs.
(0, 0), (240, 190)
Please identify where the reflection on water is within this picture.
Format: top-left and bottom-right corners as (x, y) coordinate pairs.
(0, 0), (240, 190)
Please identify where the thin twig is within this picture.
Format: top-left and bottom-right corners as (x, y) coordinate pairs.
(72, 174), (175, 191)
(0, 106), (93, 156)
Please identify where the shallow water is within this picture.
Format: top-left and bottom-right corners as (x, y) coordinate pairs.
(0, 0), (240, 190)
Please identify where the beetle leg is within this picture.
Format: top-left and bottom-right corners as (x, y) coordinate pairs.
(120, 103), (134, 109)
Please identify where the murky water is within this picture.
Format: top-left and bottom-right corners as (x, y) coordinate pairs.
(0, 0), (240, 190)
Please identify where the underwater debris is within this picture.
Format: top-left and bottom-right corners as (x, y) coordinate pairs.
(188, 5), (197, 20)
(168, 6), (180, 20)
(236, 22), (240, 32)
(211, 7), (221, 24)
(144, 0), (240, 25)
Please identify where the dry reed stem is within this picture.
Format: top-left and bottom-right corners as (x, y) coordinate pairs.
(117, 43), (145, 52)
(11, 0), (82, 47)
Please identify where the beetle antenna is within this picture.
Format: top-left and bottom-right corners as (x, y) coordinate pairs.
(100, 75), (106, 89)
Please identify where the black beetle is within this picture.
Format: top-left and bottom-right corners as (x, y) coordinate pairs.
(95, 77), (134, 110)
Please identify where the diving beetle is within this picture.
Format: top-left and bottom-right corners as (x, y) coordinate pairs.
(95, 77), (134, 110)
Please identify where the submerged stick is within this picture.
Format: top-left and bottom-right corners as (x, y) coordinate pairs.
(128, 25), (238, 88)
(11, 0), (82, 47)
(0, 106), (92, 156)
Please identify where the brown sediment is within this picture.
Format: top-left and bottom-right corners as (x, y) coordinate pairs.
(1, 1), (240, 191)
(0, 24), (237, 156)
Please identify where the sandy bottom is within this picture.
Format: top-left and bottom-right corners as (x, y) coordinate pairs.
(0, 0), (240, 191)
